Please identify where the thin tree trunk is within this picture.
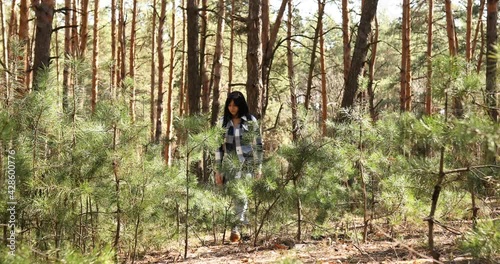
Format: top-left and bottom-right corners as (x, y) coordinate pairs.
(477, 21), (485, 73)
(404, 3), (411, 112)
(179, 0), (186, 116)
(466, 0), (473, 62)
(118, 0), (126, 89)
(445, 0), (463, 117)
(486, 0), (498, 122)
(1, 0), (9, 98)
(262, 0), (288, 119)
(367, 16), (378, 121)
(471, 0), (486, 61)
(200, 0), (210, 113)
(63, 0), (72, 112)
(400, 0), (410, 111)
(79, 0), (89, 58)
(112, 125), (121, 261)
(210, 0), (225, 126)
(287, 0), (298, 141)
(129, 0), (138, 122)
(304, 2), (324, 110)
(19, 0), (30, 92)
(71, 0), (79, 56)
(342, 0), (351, 83)
(228, 0), (235, 94)
(165, 0), (176, 165)
(111, 0), (117, 98)
(425, 0), (433, 115)
(339, 0), (378, 113)
(187, 0), (200, 115)
(155, 0), (167, 143)
(32, 0), (55, 90)
(318, 0), (327, 136)
(91, 0), (99, 114)
(150, 0), (157, 142)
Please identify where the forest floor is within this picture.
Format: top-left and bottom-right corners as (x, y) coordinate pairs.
(136, 222), (484, 264)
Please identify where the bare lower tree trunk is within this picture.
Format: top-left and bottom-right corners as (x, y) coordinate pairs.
(318, 0), (327, 136)
(246, 0), (263, 118)
(165, 0), (176, 165)
(187, 0), (200, 115)
(287, 0), (298, 141)
(400, 0), (411, 112)
(118, 0), (126, 90)
(228, 0), (235, 94)
(150, 0), (157, 141)
(210, 0), (225, 126)
(19, 0), (30, 92)
(129, 0), (138, 122)
(1, 0), (9, 97)
(63, 0), (72, 112)
(486, 0), (498, 122)
(466, 0), (473, 62)
(425, 0), (433, 115)
(32, 0), (55, 90)
(445, 0), (463, 117)
(79, 0), (89, 58)
(155, 0), (167, 143)
(200, 0), (210, 113)
(367, 16), (378, 121)
(472, 0), (486, 60)
(179, 0), (186, 116)
(342, 0), (351, 83)
(91, 0), (100, 114)
(111, 0), (118, 98)
(304, 2), (323, 110)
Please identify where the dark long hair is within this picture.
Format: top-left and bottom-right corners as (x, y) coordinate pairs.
(222, 91), (250, 126)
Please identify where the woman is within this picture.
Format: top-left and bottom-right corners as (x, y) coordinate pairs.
(215, 91), (263, 243)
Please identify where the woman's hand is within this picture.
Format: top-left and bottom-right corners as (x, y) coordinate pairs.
(215, 172), (223, 185)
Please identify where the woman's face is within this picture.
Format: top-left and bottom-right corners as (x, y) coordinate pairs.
(228, 100), (239, 117)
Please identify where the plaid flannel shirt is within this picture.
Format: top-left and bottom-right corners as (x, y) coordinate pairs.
(215, 115), (263, 174)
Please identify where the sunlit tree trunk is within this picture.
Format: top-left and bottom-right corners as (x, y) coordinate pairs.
(118, 0), (126, 90)
(19, 0), (30, 92)
(155, 0), (167, 143)
(367, 16), (378, 121)
(210, 0), (225, 126)
(111, 0), (117, 98)
(261, 0), (287, 119)
(91, 0), (99, 114)
(486, 0), (498, 122)
(304, 1), (323, 110)
(150, 0), (157, 142)
(445, 0), (463, 117)
(228, 0), (235, 94)
(472, 0), (485, 62)
(8, 0), (17, 37)
(466, 0), (472, 62)
(425, 0), (433, 115)
(187, 0), (200, 114)
(129, 0), (138, 122)
(200, 0), (210, 113)
(63, 0), (72, 112)
(165, 0), (176, 165)
(318, 0), (327, 136)
(71, 0), (79, 56)
(32, 0), (55, 90)
(400, 0), (411, 112)
(179, 0), (186, 116)
(340, 0), (378, 113)
(246, 0), (263, 118)
(79, 0), (89, 58)
(1, 0), (9, 99)
(287, 0), (298, 141)
(342, 0), (351, 83)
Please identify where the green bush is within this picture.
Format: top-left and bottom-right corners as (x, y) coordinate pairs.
(460, 220), (500, 262)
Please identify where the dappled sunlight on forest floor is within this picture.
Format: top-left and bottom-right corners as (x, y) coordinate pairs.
(136, 223), (481, 263)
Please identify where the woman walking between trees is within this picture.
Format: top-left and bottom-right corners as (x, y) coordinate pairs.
(215, 91), (263, 243)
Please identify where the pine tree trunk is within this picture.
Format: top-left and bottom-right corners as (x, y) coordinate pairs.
(318, 0), (327, 136)
(304, 3), (323, 110)
(486, 0), (498, 122)
(425, 0), (433, 115)
(472, 0), (486, 61)
(19, 0), (30, 92)
(210, 0), (225, 126)
(63, 0), (72, 112)
(1, 0), (9, 100)
(340, 0), (378, 113)
(165, 0), (176, 165)
(129, 0), (138, 122)
(8, 0), (17, 37)
(404, 1), (411, 111)
(342, 0), (351, 83)
(111, 0), (118, 98)
(79, 0), (89, 58)
(118, 0), (126, 89)
(71, 0), (79, 56)
(187, 0), (200, 115)
(32, 0), (55, 90)
(155, 0), (167, 143)
(261, 0), (287, 119)
(91, 0), (99, 114)
(200, 0), (210, 113)
(179, 0), (186, 116)
(287, 0), (298, 141)
(445, 0), (463, 117)
(228, 0), (235, 94)
(466, 0), (473, 62)
(400, 0), (410, 112)
(367, 17), (378, 121)
(246, 0), (263, 118)
(150, 0), (157, 142)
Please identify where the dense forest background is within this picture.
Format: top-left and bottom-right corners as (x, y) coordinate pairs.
(0, 0), (499, 263)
